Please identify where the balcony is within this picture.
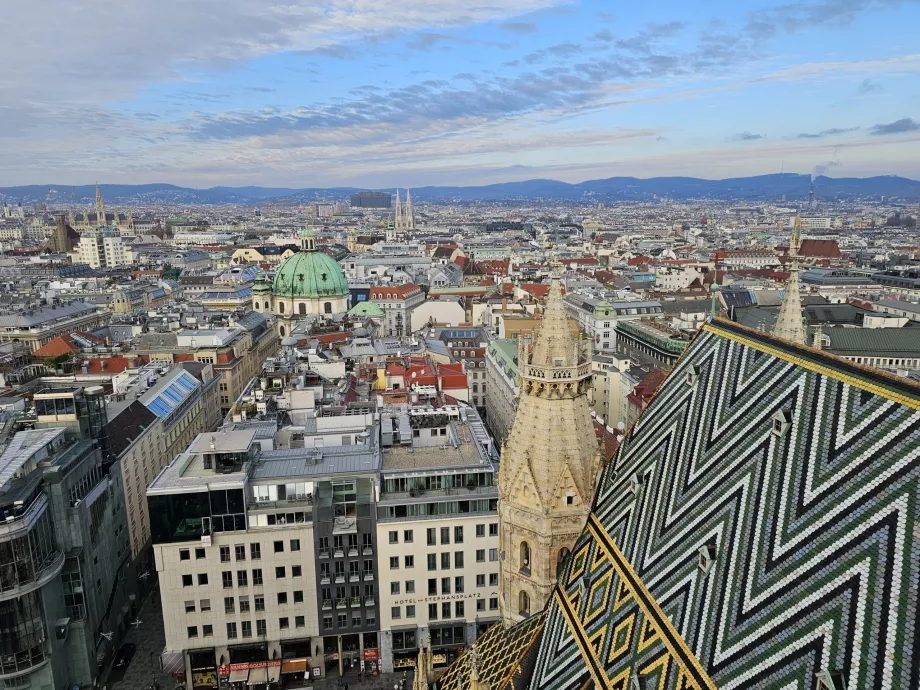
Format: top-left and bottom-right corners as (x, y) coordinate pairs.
(350, 597), (361, 607)
(348, 547), (359, 557)
(318, 549), (330, 559)
(349, 573), (360, 583)
(320, 576), (331, 585)
(336, 599), (347, 610)
(333, 549), (344, 558)
(362, 571), (374, 582)
(362, 546), (373, 556)
(322, 600), (332, 611)
(364, 596), (376, 607)
(334, 574), (346, 584)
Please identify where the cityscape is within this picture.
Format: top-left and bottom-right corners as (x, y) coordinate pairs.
(1, 1), (920, 690)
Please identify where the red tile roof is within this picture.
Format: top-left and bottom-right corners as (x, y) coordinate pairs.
(33, 332), (101, 358)
(369, 284), (422, 300)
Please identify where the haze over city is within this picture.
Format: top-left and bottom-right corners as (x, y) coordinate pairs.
(3, 0), (920, 187)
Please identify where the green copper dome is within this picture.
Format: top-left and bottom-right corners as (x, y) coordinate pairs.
(273, 249), (349, 299)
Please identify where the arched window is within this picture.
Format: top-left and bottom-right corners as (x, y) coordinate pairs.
(324, 302), (332, 314)
(520, 542), (532, 574)
(298, 303), (306, 315)
(519, 591), (530, 616)
(279, 302), (285, 313)
(556, 547), (571, 579)
(279, 325), (285, 337)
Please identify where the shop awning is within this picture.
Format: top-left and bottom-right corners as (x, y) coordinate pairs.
(267, 665), (281, 684)
(162, 650), (186, 675)
(281, 659), (307, 674)
(247, 667), (268, 685)
(229, 668), (250, 683)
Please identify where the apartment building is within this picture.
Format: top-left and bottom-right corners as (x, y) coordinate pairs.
(484, 339), (518, 447)
(150, 422), (382, 686)
(376, 406), (500, 673)
(0, 302), (109, 352)
(369, 284), (425, 337)
(563, 294), (663, 353)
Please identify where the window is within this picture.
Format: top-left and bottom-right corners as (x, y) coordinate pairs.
(237, 570), (248, 587)
(337, 614), (347, 627)
(227, 622), (238, 639)
(242, 620), (252, 638)
(252, 569), (263, 586)
(198, 573), (208, 586)
(203, 624), (213, 637)
(280, 617), (290, 629)
(405, 555), (414, 569)
(188, 626), (198, 638)
(490, 597), (498, 611)
(442, 602), (451, 619)
(182, 574), (193, 587)
(477, 599), (485, 612)
(254, 595), (265, 612)
(250, 543), (261, 560)
(220, 546), (230, 562)
(256, 619), (266, 636)
(476, 549), (485, 563)
(476, 524), (485, 538)
(428, 579), (437, 596)
(391, 582), (400, 595)
(274, 540), (284, 553)
(240, 596), (250, 613)
(406, 580), (415, 593)
(519, 591), (530, 616)
(295, 616), (305, 628)
(275, 566), (286, 579)
(489, 548), (498, 562)
(405, 604), (416, 618)
(441, 527), (450, 544)
(427, 554), (437, 571)
(456, 601), (465, 617)
(180, 549), (190, 561)
(235, 545), (246, 561)
(392, 606), (401, 620)
(290, 539), (300, 552)
(225, 597), (235, 613)
(428, 603), (438, 620)
(489, 523), (498, 537)
(324, 616), (333, 630)
(278, 592), (288, 605)
(454, 526), (464, 543)
(222, 572), (233, 588)
(489, 573), (498, 586)
(292, 565), (302, 577)
(427, 528), (436, 546)
(389, 531), (398, 544)
(455, 576), (464, 593)
(441, 553), (450, 570)
(476, 574), (485, 587)
(441, 578), (451, 594)
(185, 600), (195, 614)
(294, 590), (304, 603)
(390, 557), (399, 570)
(195, 547), (206, 560)
(404, 529), (414, 543)
(455, 552), (464, 568)
(200, 599), (211, 612)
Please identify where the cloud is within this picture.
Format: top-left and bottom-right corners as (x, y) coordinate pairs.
(499, 21), (538, 34)
(745, 0), (917, 38)
(615, 21), (686, 53)
(870, 117), (919, 135)
(593, 30), (613, 42)
(796, 127), (859, 139)
(856, 77), (882, 94)
(812, 160), (841, 177)
(732, 131), (764, 141)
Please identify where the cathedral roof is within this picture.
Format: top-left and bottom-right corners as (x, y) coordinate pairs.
(445, 317), (920, 690)
(272, 247), (349, 299)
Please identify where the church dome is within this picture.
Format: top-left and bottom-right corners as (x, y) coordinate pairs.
(272, 230), (349, 299)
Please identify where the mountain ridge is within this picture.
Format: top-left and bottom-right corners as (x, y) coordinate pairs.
(2, 173), (919, 204)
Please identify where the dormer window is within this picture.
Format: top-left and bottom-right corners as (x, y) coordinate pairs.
(630, 473), (643, 496)
(698, 541), (717, 575)
(772, 408), (793, 437)
(686, 364), (702, 387)
(815, 670), (846, 690)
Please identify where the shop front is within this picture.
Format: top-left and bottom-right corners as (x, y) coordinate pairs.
(221, 661), (280, 690)
(280, 639), (315, 688)
(189, 649), (219, 689)
(391, 628), (419, 672)
(430, 624), (466, 667)
(362, 648), (379, 676)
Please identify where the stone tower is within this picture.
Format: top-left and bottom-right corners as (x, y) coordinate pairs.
(498, 263), (600, 626)
(773, 213), (807, 345)
(95, 183), (106, 227)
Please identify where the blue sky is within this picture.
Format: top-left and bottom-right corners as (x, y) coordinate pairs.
(1, 0), (919, 187)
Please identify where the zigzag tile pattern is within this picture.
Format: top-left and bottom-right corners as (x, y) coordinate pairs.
(528, 323), (920, 690)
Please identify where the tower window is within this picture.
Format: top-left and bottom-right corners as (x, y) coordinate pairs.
(518, 591), (530, 617)
(299, 303), (306, 315)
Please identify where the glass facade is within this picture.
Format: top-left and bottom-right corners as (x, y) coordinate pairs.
(0, 512), (58, 593)
(0, 590), (47, 675)
(149, 489), (246, 544)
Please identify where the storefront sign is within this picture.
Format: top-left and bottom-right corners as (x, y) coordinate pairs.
(432, 654), (447, 665)
(324, 653), (339, 662)
(218, 665), (230, 677)
(393, 657), (416, 669)
(192, 670), (218, 688)
(363, 649), (379, 660)
(393, 591), (485, 605)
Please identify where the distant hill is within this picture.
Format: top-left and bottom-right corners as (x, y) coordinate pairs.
(2, 174), (919, 205)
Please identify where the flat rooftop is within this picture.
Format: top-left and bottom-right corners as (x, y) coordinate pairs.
(382, 423), (492, 472)
(189, 430), (257, 454)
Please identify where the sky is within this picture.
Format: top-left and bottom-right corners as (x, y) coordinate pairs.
(2, 0), (919, 188)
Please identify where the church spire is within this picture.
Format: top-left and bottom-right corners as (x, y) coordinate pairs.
(405, 188), (414, 230)
(773, 214), (807, 345)
(498, 263), (599, 627)
(95, 183), (106, 227)
(394, 188), (402, 230)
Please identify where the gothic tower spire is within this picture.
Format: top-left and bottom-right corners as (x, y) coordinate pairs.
(95, 183), (106, 227)
(405, 188), (414, 230)
(773, 213), (807, 345)
(394, 188), (402, 230)
(498, 264), (600, 627)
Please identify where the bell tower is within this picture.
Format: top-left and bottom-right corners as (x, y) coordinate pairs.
(498, 262), (600, 626)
